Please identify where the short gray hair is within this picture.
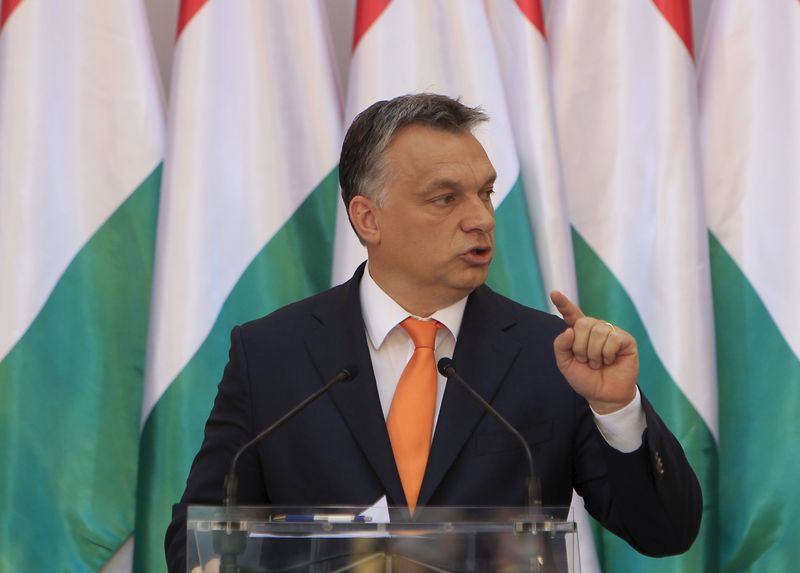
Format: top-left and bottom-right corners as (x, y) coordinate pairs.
(339, 93), (488, 210)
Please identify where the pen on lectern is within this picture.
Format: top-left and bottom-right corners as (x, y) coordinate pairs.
(273, 514), (373, 523)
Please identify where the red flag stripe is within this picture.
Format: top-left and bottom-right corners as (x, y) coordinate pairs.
(176, 0), (209, 40)
(353, 0), (391, 51)
(0, 0), (24, 32)
(652, 0), (694, 59)
(514, 0), (546, 37)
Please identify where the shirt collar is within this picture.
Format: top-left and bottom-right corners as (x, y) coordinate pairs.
(360, 262), (468, 349)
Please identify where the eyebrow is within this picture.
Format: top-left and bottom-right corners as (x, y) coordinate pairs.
(424, 171), (498, 193)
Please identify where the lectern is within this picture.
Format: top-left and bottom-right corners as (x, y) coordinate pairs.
(187, 505), (579, 572)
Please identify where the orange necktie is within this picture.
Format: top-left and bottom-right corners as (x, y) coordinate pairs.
(387, 317), (441, 510)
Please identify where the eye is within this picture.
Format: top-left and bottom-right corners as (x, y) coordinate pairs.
(431, 194), (456, 206)
(480, 188), (495, 201)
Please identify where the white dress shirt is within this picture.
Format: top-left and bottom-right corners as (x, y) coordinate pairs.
(359, 264), (646, 453)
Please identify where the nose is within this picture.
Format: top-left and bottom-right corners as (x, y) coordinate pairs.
(460, 193), (495, 235)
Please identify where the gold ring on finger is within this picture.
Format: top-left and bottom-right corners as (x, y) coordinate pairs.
(604, 321), (616, 333)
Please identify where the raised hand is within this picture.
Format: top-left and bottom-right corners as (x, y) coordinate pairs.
(550, 291), (639, 414)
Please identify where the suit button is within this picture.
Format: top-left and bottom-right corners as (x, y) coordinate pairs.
(654, 452), (665, 480)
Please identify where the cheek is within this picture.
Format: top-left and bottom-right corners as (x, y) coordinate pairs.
(382, 221), (425, 258)
(384, 217), (428, 245)
(379, 211), (455, 263)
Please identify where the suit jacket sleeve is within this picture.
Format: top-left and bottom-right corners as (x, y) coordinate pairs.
(574, 389), (703, 556)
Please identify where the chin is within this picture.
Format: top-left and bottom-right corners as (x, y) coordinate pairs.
(454, 269), (489, 292)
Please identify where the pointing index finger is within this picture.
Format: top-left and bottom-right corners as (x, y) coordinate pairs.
(550, 290), (585, 327)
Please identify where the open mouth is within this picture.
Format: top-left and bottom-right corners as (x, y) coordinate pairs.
(470, 246), (491, 255)
(462, 245), (493, 264)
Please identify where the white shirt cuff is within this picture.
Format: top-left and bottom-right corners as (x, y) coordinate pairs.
(590, 387), (647, 453)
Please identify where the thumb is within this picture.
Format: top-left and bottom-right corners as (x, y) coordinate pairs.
(553, 327), (575, 373)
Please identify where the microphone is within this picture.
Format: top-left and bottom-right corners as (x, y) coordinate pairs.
(437, 357), (541, 509)
(216, 365), (357, 573)
(223, 364), (358, 507)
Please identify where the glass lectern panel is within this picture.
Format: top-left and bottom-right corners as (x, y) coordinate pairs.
(188, 505), (579, 573)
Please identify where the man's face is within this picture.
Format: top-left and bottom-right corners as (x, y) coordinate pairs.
(359, 124), (496, 314)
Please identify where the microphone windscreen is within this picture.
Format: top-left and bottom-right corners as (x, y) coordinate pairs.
(437, 357), (455, 376)
(340, 364), (359, 380)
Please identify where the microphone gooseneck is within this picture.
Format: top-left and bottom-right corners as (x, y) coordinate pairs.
(223, 364), (358, 507)
(437, 357), (541, 509)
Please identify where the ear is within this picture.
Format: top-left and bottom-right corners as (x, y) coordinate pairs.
(348, 195), (381, 245)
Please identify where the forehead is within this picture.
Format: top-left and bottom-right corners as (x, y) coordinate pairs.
(383, 124), (495, 185)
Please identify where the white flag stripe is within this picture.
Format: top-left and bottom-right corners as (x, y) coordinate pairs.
(333, 0), (520, 285)
(0, 0), (164, 362)
(700, 0), (800, 359)
(99, 537), (132, 573)
(142, 0), (342, 421)
(550, 0), (718, 438)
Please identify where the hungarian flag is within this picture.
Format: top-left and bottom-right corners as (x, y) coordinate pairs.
(700, 1), (800, 570)
(133, 1), (342, 571)
(0, 0), (164, 570)
(549, 0), (718, 570)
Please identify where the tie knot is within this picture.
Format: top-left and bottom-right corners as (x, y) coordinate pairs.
(401, 317), (440, 349)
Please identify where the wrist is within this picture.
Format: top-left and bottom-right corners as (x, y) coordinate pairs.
(588, 389), (638, 415)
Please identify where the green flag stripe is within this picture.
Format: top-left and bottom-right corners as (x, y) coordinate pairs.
(0, 165), (161, 571)
(487, 174), (548, 311)
(710, 232), (800, 573)
(572, 229), (719, 572)
(133, 169), (339, 573)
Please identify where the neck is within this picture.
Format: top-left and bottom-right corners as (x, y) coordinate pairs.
(367, 263), (468, 318)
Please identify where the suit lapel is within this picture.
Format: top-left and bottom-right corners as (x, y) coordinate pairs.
(304, 264), (406, 505)
(418, 286), (522, 506)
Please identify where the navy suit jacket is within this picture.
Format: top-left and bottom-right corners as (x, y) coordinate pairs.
(165, 264), (702, 571)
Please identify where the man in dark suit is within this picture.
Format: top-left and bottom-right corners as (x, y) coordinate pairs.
(165, 93), (702, 571)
